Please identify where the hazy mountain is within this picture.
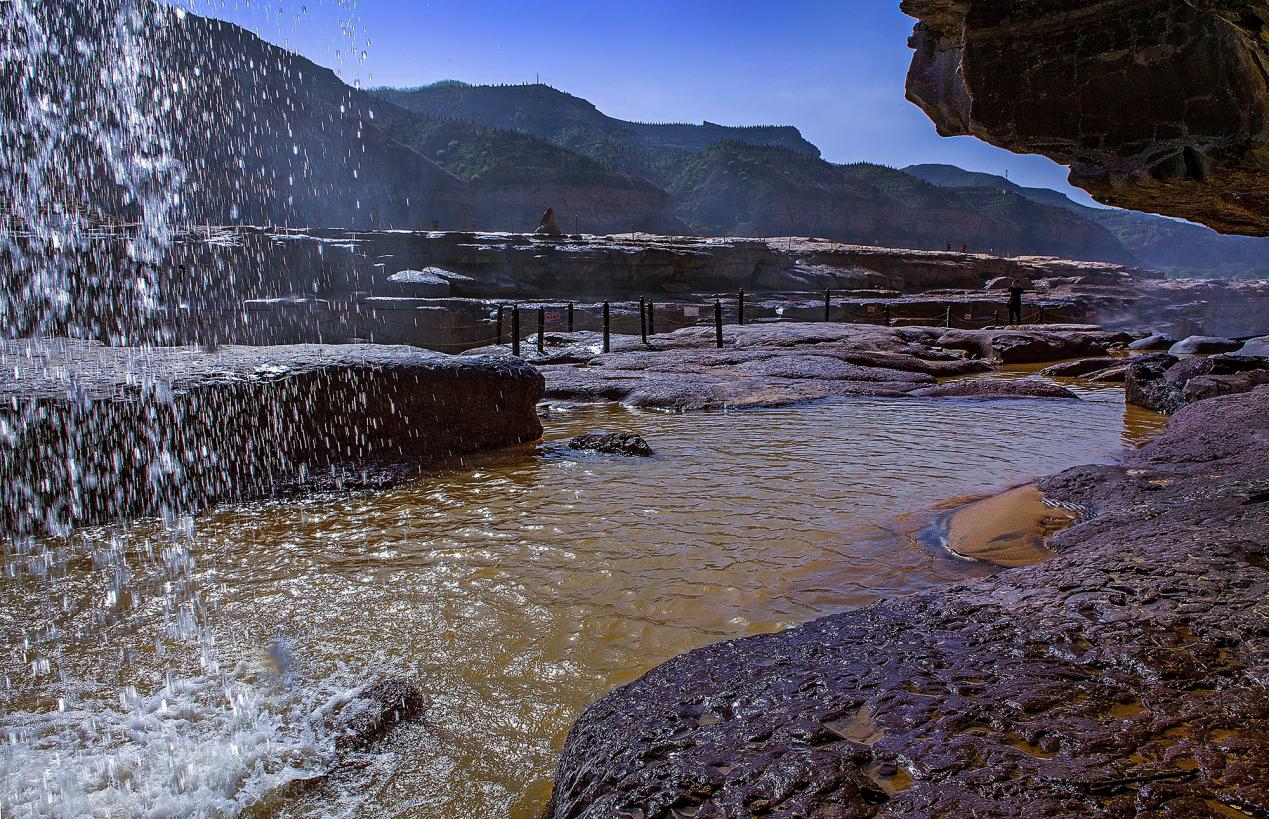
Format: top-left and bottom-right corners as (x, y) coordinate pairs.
(904, 164), (1269, 278)
(667, 144), (1132, 259)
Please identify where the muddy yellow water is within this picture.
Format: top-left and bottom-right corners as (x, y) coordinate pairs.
(1, 379), (1166, 817)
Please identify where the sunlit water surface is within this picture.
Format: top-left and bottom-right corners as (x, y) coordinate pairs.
(1, 378), (1166, 817)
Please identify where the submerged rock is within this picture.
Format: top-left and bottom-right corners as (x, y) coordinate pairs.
(569, 432), (654, 457)
(547, 386), (1269, 817)
(1039, 357), (1123, 377)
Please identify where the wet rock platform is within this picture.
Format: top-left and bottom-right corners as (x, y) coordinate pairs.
(546, 386), (1269, 817)
(0, 339), (544, 536)
(486, 322), (1126, 411)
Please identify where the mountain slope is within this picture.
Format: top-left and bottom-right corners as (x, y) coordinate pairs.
(904, 164), (1269, 278)
(372, 108), (681, 232)
(371, 83), (820, 186)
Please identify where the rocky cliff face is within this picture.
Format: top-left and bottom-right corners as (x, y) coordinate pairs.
(902, 0), (1269, 236)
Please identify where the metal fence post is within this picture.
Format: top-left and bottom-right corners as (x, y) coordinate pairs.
(603, 301), (610, 353)
(537, 306), (545, 354)
(567, 301), (574, 333)
(647, 301), (655, 336)
(824, 289), (831, 322)
(496, 304), (504, 346)
(715, 300), (723, 348)
(944, 306), (951, 328)
(512, 305), (520, 357)
(885, 303), (891, 327)
(640, 297), (648, 344)
(738, 289), (745, 326)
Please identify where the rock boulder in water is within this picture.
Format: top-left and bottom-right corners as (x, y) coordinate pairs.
(311, 678), (430, 751)
(1128, 332), (1175, 351)
(569, 432), (654, 457)
(1168, 335), (1241, 355)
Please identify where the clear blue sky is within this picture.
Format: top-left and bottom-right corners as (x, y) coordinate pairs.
(205, 0), (1100, 205)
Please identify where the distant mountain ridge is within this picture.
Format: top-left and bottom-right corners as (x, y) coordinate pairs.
(903, 164), (1269, 279)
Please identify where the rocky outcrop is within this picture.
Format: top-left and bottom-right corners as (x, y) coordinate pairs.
(1126, 351), (1269, 412)
(547, 386), (1269, 818)
(902, 0), (1269, 236)
(569, 432), (655, 457)
(0, 340), (544, 536)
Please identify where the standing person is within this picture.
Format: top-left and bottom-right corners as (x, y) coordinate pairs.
(1008, 278), (1024, 325)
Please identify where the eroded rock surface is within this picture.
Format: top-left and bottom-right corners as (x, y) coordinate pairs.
(547, 387), (1269, 817)
(0, 340), (544, 535)
(903, 0), (1269, 235)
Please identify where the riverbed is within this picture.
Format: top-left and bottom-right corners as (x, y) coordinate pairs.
(0, 378), (1166, 817)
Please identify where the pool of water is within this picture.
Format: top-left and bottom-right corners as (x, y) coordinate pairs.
(0, 378), (1167, 817)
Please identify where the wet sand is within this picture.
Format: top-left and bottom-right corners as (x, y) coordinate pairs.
(942, 484), (1081, 567)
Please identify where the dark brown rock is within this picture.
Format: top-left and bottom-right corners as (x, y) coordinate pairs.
(569, 431), (654, 457)
(0, 340), (544, 536)
(903, 0), (1269, 236)
(310, 678), (430, 752)
(547, 386), (1269, 818)
(936, 328), (1109, 363)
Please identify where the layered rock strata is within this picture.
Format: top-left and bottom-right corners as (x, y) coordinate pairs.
(0, 339), (544, 536)
(902, 0), (1269, 235)
(547, 386), (1269, 817)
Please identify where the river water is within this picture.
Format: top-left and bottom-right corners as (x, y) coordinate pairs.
(1, 378), (1165, 817)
